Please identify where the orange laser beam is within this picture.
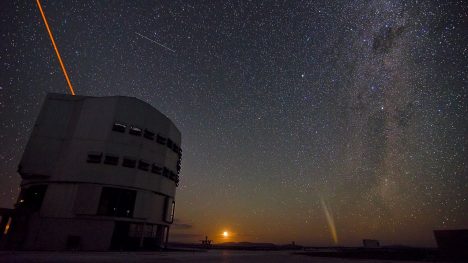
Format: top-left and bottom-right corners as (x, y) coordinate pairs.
(36, 0), (75, 95)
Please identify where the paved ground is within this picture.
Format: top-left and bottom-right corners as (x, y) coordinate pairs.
(0, 250), (433, 263)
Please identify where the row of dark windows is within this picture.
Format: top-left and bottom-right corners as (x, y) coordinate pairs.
(87, 152), (179, 186)
(16, 185), (170, 222)
(112, 122), (181, 157)
(15, 185), (137, 218)
(98, 187), (174, 222)
(97, 187), (174, 222)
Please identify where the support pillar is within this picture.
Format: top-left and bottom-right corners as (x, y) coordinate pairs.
(164, 226), (170, 249)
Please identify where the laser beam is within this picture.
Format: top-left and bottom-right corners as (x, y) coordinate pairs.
(36, 0), (76, 95)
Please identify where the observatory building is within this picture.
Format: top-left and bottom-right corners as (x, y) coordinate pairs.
(1, 93), (181, 250)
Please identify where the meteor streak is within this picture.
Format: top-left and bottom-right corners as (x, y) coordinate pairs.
(135, 32), (176, 53)
(36, 0), (76, 95)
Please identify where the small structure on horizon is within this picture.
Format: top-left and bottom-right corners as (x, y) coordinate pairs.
(201, 236), (212, 248)
(363, 239), (380, 248)
(0, 93), (182, 251)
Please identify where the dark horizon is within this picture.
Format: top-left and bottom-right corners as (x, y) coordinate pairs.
(0, 0), (467, 248)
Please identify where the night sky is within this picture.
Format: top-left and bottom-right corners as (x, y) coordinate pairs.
(0, 0), (467, 247)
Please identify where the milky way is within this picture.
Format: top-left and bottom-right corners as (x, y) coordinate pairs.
(0, 0), (466, 246)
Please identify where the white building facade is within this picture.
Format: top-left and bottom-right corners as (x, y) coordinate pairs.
(6, 93), (181, 250)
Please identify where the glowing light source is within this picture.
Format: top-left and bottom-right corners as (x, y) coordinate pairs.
(35, 0), (76, 96)
(223, 231), (229, 238)
(3, 217), (12, 235)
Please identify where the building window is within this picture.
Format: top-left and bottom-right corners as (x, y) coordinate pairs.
(162, 167), (169, 178)
(122, 158), (136, 168)
(143, 129), (155, 140)
(87, 152), (102, 163)
(97, 187), (136, 218)
(177, 159), (182, 174)
(172, 144), (179, 154)
(170, 201), (175, 221)
(166, 139), (173, 149)
(169, 171), (176, 181)
(156, 134), (166, 145)
(129, 223), (159, 238)
(112, 122), (126, 133)
(151, 164), (162, 174)
(17, 185), (48, 212)
(138, 160), (149, 171)
(128, 223), (144, 238)
(104, 154), (119, 165)
(164, 198), (175, 223)
(129, 126), (142, 136)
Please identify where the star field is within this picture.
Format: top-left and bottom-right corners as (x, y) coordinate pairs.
(0, 0), (467, 246)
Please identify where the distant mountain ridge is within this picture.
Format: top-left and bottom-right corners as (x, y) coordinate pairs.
(168, 241), (302, 251)
(218, 242), (276, 247)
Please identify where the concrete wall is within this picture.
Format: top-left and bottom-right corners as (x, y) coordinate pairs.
(23, 214), (114, 251)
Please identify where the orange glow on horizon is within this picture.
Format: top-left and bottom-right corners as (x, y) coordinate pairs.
(36, 0), (76, 96)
